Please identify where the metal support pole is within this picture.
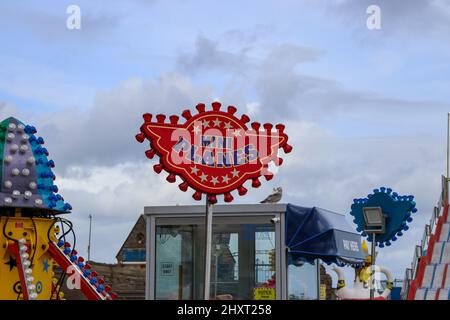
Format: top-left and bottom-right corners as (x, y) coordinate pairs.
(447, 113), (449, 179)
(203, 197), (213, 300)
(88, 214), (92, 262)
(446, 114), (449, 205)
(370, 233), (376, 300)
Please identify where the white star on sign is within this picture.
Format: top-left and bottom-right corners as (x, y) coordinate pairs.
(199, 173), (208, 182)
(193, 125), (201, 134)
(191, 166), (199, 175)
(224, 122), (232, 130)
(231, 169), (239, 177)
(232, 129), (241, 137)
(202, 120), (210, 128)
(211, 176), (219, 185)
(213, 118), (222, 127)
(222, 175), (230, 183)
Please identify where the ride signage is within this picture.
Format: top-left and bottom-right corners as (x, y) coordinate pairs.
(135, 102), (292, 203)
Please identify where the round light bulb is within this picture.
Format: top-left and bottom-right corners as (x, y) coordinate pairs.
(10, 144), (19, 153)
(19, 145), (28, 153)
(17, 124), (25, 132)
(6, 133), (15, 141)
(24, 191), (32, 199)
(4, 155), (13, 163)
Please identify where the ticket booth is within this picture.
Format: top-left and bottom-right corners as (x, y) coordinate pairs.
(144, 203), (363, 300)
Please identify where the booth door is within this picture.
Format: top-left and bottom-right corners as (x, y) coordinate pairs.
(154, 215), (278, 300)
(154, 225), (194, 299)
(206, 224), (276, 300)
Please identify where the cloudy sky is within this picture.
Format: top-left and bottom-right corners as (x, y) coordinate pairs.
(1, 0), (450, 282)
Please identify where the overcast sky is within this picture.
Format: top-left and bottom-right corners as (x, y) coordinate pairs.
(1, 0), (450, 282)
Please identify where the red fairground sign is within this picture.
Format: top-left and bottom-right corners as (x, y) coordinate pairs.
(135, 102), (292, 203)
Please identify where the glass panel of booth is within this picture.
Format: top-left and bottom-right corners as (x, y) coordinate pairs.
(149, 211), (320, 300)
(153, 215), (279, 300)
(287, 260), (318, 300)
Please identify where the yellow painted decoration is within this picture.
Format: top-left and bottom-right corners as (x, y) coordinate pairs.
(253, 287), (275, 300)
(320, 284), (327, 300)
(0, 216), (57, 300)
(359, 266), (371, 283)
(361, 240), (369, 255)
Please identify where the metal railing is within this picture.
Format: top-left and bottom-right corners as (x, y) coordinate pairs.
(401, 268), (412, 300)
(401, 175), (448, 299)
(411, 245), (422, 280)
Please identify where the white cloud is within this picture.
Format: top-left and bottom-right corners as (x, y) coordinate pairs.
(41, 111), (442, 279)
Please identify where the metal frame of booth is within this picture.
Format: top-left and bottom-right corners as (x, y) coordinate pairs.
(144, 203), (320, 300)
